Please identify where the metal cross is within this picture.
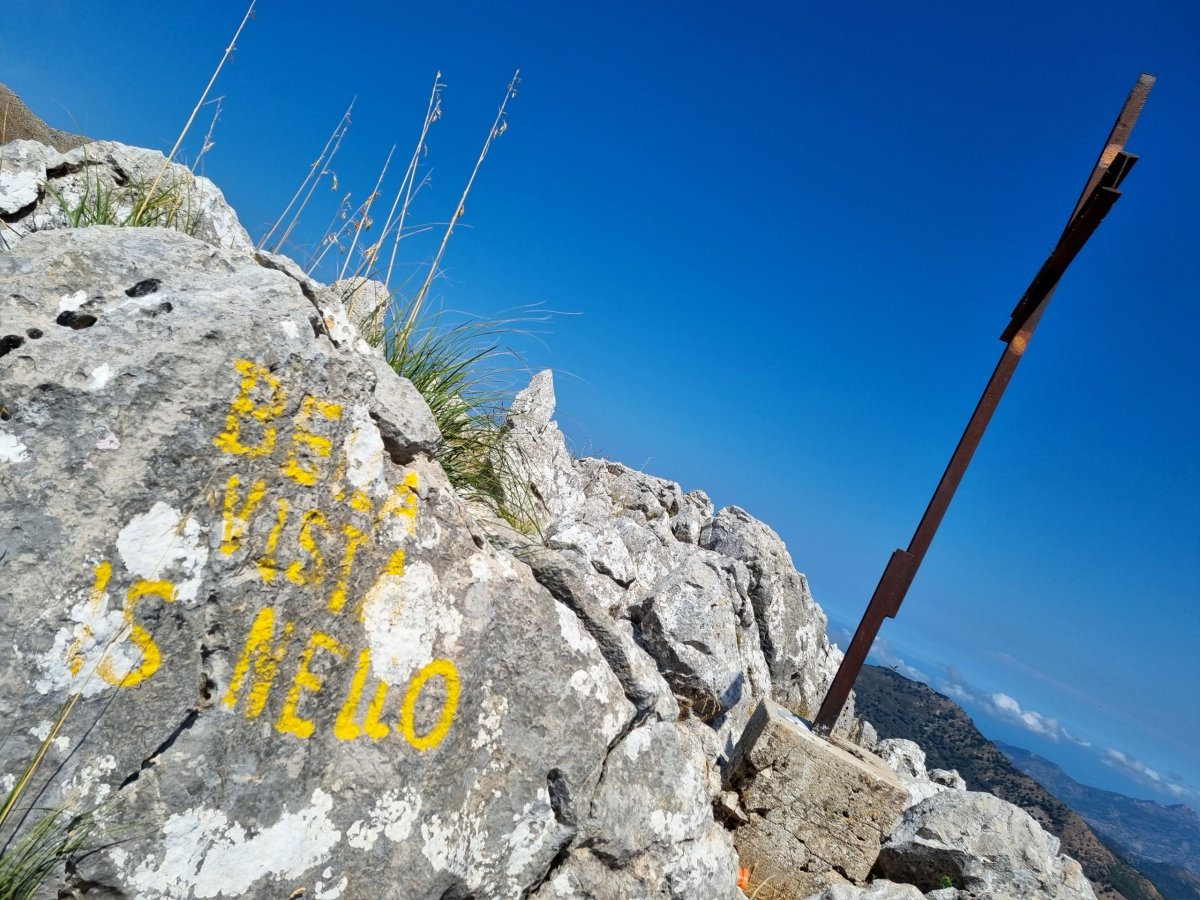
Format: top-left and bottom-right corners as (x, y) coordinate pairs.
(812, 74), (1155, 735)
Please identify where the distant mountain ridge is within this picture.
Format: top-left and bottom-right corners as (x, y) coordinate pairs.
(998, 741), (1200, 900)
(853, 664), (1167, 900)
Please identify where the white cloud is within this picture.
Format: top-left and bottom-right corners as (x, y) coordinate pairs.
(1103, 748), (1198, 802)
(988, 692), (1068, 741)
(933, 668), (1088, 748)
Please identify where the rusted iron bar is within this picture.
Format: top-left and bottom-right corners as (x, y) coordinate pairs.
(813, 74), (1155, 735)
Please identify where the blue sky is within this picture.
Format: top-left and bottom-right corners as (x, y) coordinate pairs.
(3, 1), (1197, 811)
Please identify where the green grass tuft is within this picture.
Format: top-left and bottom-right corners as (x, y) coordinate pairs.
(378, 301), (542, 536)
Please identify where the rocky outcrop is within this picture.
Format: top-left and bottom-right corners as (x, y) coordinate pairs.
(0, 138), (252, 255)
(0, 136), (1102, 900)
(874, 791), (1097, 899)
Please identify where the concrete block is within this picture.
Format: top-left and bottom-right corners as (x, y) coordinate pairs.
(726, 698), (910, 900)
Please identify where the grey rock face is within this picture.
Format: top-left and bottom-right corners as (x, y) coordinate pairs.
(0, 139), (253, 255)
(700, 506), (842, 719)
(532, 722), (740, 900)
(0, 227), (686, 898)
(728, 700), (910, 900)
(805, 881), (925, 899)
(874, 791), (1097, 900)
(928, 768), (967, 791)
(876, 739), (928, 780)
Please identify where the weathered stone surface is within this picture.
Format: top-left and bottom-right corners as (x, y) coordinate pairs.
(524, 545), (678, 720)
(531, 722), (740, 900)
(700, 506), (842, 719)
(727, 699), (910, 900)
(505, 369), (589, 524)
(928, 768), (967, 791)
(334, 276), (390, 338)
(0, 139), (253, 255)
(874, 791), (1097, 900)
(632, 552), (766, 722)
(0, 227), (653, 898)
(806, 881), (925, 900)
(877, 739), (928, 780)
(875, 737), (952, 807)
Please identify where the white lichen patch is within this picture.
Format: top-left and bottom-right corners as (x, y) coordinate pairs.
(342, 404), (385, 491)
(125, 788), (342, 899)
(116, 501), (209, 604)
(0, 431), (30, 464)
(649, 807), (696, 843)
(87, 363), (113, 390)
(346, 787), (423, 851)
(360, 561), (462, 685)
(28, 721), (72, 754)
(420, 808), (492, 892)
(555, 602), (595, 656)
(547, 870), (582, 898)
(0, 773), (16, 795)
(567, 663), (630, 743)
(35, 589), (139, 697)
(505, 789), (556, 878)
(58, 289), (87, 312)
(279, 320), (300, 339)
(64, 754), (118, 806)
(96, 431), (121, 451)
(314, 869), (347, 900)
(472, 684), (509, 751)
(622, 726), (653, 761)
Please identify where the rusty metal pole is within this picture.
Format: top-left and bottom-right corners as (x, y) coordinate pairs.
(812, 74), (1155, 735)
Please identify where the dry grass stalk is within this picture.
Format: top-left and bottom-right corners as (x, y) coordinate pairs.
(403, 69), (520, 334)
(337, 143), (395, 282)
(260, 98), (355, 254)
(380, 73), (445, 291)
(134, 1), (256, 222)
(190, 96), (224, 174)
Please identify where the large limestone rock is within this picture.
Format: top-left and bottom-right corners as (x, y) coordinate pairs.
(0, 226), (740, 898)
(505, 373), (854, 766)
(726, 699), (910, 900)
(700, 506), (843, 720)
(874, 791), (1097, 900)
(0, 139), (252, 255)
(805, 883), (924, 900)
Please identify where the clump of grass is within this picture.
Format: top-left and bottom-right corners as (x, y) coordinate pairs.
(366, 71), (546, 533)
(380, 300), (542, 535)
(50, 169), (201, 233)
(0, 695), (97, 899)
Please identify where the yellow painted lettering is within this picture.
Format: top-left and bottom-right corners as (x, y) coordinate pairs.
(276, 632), (348, 739)
(220, 475), (267, 555)
(327, 523), (366, 614)
(108, 578), (175, 691)
(282, 395), (343, 486)
(222, 607), (295, 718)
(334, 648), (390, 741)
(384, 548), (405, 578)
(375, 470), (420, 536)
(257, 498), (289, 583)
(68, 561), (112, 676)
(286, 509), (328, 586)
(400, 658), (460, 752)
(100, 580), (177, 687)
(213, 359), (287, 457)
